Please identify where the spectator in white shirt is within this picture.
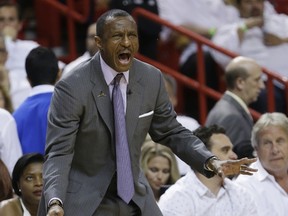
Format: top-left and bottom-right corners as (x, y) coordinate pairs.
(62, 22), (98, 77)
(235, 112), (288, 216)
(158, 124), (258, 216)
(0, 1), (39, 109)
(0, 107), (22, 175)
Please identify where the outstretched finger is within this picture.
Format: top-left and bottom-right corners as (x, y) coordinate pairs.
(240, 170), (254, 175)
(240, 157), (257, 165)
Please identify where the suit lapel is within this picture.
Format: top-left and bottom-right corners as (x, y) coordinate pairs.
(126, 61), (144, 146)
(90, 54), (114, 137)
(223, 93), (253, 126)
(90, 57), (144, 151)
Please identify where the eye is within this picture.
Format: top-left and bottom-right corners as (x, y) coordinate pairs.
(221, 147), (230, 153)
(277, 138), (286, 145)
(25, 175), (33, 181)
(129, 33), (137, 38)
(263, 140), (272, 145)
(112, 33), (122, 39)
(149, 167), (159, 173)
(260, 140), (272, 149)
(162, 169), (170, 174)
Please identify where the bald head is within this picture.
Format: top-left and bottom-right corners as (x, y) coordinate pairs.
(225, 56), (264, 104)
(225, 56), (258, 89)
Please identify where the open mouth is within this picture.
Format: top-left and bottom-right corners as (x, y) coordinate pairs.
(118, 53), (131, 65)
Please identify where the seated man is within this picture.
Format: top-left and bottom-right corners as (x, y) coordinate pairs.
(235, 112), (288, 216)
(158, 125), (258, 216)
(205, 56), (264, 159)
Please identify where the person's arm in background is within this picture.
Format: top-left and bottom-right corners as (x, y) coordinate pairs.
(210, 16), (263, 68)
(237, 17), (264, 42)
(0, 111), (22, 175)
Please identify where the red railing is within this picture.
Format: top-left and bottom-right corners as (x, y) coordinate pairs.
(34, 3), (288, 123)
(132, 7), (288, 124)
(39, 0), (91, 63)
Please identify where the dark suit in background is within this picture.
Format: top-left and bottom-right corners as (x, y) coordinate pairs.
(205, 93), (254, 158)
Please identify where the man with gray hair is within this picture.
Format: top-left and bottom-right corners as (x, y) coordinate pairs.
(235, 112), (288, 216)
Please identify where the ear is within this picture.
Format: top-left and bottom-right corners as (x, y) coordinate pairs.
(235, 76), (245, 91)
(17, 182), (21, 193)
(56, 69), (62, 82)
(94, 36), (103, 51)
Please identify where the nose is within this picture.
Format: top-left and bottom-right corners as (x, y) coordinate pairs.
(259, 79), (265, 89)
(35, 176), (43, 186)
(229, 151), (238, 160)
(155, 171), (164, 180)
(271, 143), (280, 154)
(121, 35), (131, 47)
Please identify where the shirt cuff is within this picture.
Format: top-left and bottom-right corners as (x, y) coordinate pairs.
(48, 198), (63, 209)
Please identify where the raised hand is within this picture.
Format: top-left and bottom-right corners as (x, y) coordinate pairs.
(212, 157), (257, 178)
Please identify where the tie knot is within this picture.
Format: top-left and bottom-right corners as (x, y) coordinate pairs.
(114, 73), (123, 85)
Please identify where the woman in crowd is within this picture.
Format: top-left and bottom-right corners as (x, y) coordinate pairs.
(0, 159), (13, 202)
(141, 141), (180, 201)
(0, 153), (44, 216)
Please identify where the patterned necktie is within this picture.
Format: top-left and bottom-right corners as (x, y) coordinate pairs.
(112, 73), (134, 204)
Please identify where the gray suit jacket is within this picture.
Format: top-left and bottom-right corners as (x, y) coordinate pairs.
(38, 53), (214, 216)
(205, 93), (254, 158)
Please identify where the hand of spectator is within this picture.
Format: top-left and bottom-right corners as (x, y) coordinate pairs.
(264, 32), (287, 46)
(2, 26), (17, 40)
(238, 17), (264, 41)
(47, 205), (64, 216)
(212, 157), (257, 178)
(244, 17), (264, 29)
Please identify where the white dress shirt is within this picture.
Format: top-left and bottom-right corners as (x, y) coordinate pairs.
(235, 160), (288, 216)
(0, 108), (22, 175)
(100, 55), (129, 112)
(158, 169), (258, 216)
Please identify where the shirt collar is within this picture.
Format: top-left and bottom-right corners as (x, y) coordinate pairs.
(188, 170), (231, 198)
(99, 54), (129, 86)
(252, 159), (276, 182)
(29, 85), (54, 97)
(225, 90), (250, 115)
